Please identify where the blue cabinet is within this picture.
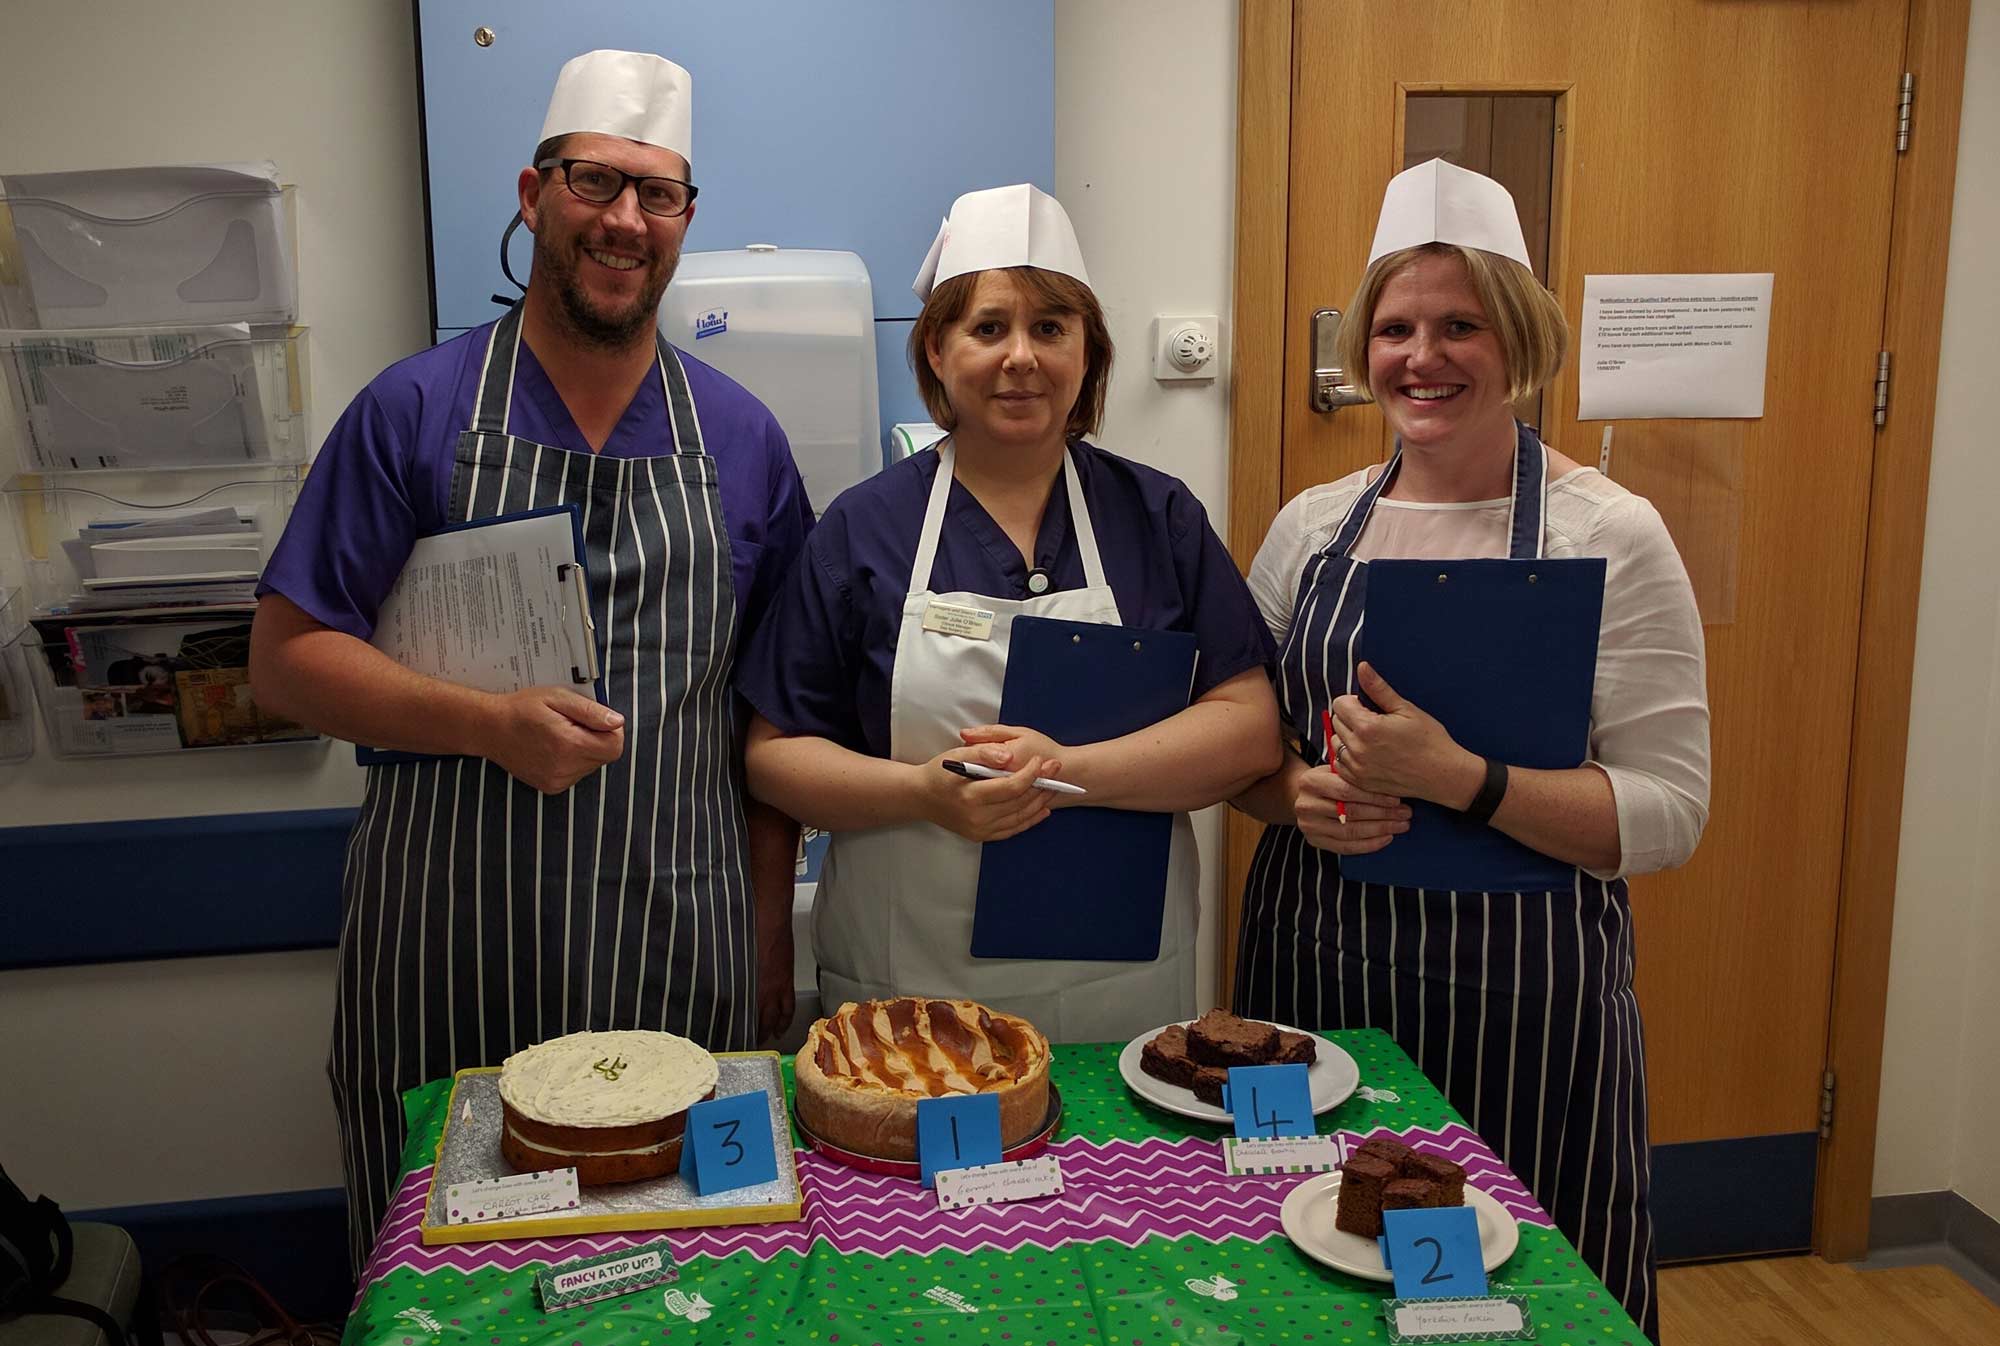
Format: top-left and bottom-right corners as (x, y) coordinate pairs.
(415, 0), (1054, 444)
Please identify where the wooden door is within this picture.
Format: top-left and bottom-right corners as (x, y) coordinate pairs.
(1223, 0), (1939, 1258)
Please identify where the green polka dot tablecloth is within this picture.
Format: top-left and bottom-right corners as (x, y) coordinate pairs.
(347, 1029), (1645, 1346)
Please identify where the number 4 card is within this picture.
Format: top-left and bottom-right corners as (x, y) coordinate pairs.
(679, 1091), (778, 1196)
(1221, 1063), (1315, 1140)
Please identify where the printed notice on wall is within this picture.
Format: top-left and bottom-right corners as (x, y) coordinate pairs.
(1578, 273), (1774, 420)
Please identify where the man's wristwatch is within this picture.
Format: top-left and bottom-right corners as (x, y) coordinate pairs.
(1462, 756), (1509, 825)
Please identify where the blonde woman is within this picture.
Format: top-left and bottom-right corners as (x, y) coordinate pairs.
(1232, 161), (1709, 1343)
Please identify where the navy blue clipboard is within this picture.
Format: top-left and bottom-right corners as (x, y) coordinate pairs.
(970, 616), (1198, 961)
(355, 504), (596, 767)
(1339, 557), (1606, 892)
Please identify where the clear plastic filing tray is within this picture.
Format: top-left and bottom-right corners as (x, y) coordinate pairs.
(0, 164), (296, 329)
(0, 326), (310, 473)
(22, 605), (318, 758)
(3, 470), (299, 615)
(0, 587), (35, 763)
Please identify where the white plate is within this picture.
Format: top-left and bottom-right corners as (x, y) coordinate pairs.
(1117, 1019), (1360, 1122)
(1279, 1171), (1520, 1282)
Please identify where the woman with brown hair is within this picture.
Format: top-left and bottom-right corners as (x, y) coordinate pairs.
(738, 185), (1279, 1041)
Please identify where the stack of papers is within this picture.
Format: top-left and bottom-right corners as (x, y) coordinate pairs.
(57, 504), (262, 611)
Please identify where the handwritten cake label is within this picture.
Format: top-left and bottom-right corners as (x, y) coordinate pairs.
(444, 1168), (579, 1225)
(537, 1241), (680, 1310)
(934, 1155), (1064, 1210)
(1382, 1294), (1534, 1343)
(1221, 1134), (1345, 1175)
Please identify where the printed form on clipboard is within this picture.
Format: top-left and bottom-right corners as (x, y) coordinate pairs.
(356, 505), (599, 766)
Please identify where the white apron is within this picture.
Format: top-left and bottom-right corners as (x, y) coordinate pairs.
(813, 441), (1199, 1042)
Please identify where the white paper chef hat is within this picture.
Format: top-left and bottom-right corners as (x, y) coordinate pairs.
(538, 50), (693, 166)
(1367, 159), (1531, 269)
(911, 184), (1091, 301)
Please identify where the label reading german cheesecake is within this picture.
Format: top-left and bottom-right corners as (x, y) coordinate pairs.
(444, 1167), (580, 1225)
(537, 1241), (680, 1310)
(934, 1155), (1065, 1210)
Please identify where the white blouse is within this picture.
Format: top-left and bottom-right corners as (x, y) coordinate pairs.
(1247, 465), (1711, 881)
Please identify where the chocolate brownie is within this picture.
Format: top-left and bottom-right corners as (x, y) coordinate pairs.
(1186, 1009), (1280, 1066)
(1403, 1151), (1467, 1206)
(1355, 1136), (1416, 1171)
(1190, 1065), (1231, 1107)
(1139, 1025), (1204, 1089)
(1383, 1178), (1442, 1211)
(1272, 1029), (1316, 1066)
(1333, 1153), (1397, 1238)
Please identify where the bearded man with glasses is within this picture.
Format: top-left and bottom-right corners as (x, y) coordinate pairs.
(251, 49), (814, 1271)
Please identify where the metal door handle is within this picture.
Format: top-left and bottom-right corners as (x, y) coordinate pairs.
(1311, 307), (1368, 413)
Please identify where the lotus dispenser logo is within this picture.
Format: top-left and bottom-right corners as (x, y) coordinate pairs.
(694, 309), (728, 340)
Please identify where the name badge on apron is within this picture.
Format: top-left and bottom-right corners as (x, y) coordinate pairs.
(921, 599), (997, 641)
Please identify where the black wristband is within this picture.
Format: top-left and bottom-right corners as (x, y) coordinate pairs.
(1462, 757), (1509, 825)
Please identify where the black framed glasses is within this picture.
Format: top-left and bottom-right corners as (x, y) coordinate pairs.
(537, 158), (698, 218)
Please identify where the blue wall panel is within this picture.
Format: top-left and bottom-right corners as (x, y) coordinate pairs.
(416, 0), (1055, 390)
(0, 810), (353, 969)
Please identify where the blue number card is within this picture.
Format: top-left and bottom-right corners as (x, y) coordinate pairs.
(678, 1091), (777, 1196)
(1221, 1064), (1315, 1140)
(915, 1093), (1003, 1187)
(1379, 1206), (1487, 1301)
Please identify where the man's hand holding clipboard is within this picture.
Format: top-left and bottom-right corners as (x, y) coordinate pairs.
(360, 504), (620, 789)
(481, 684), (624, 794)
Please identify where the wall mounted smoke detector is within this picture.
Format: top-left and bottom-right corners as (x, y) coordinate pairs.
(1152, 314), (1222, 382)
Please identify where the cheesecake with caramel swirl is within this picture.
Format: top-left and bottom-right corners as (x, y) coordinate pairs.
(794, 998), (1051, 1160)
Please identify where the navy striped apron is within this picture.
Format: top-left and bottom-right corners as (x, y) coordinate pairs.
(326, 306), (754, 1269)
(1234, 425), (1658, 1341)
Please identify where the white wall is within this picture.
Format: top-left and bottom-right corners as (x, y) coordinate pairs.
(0, 0), (422, 1204)
(1055, 0), (1240, 1006)
(1872, 0), (2000, 1224)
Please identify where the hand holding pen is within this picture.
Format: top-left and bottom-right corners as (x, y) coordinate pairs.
(1291, 708), (1411, 856)
(922, 746), (1062, 843)
(1322, 708), (1347, 823)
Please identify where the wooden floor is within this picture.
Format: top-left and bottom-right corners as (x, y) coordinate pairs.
(1659, 1256), (2000, 1344)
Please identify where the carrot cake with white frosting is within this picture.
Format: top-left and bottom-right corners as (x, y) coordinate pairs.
(498, 1029), (719, 1184)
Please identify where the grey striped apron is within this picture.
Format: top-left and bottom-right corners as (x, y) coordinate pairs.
(326, 307), (753, 1269)
(1234, 424), (1658, 1342)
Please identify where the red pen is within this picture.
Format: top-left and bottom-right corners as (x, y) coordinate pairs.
(1321, 708), (1347, 824)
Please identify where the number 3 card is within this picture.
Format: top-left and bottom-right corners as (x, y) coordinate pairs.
(679, 1091), (778, 1196)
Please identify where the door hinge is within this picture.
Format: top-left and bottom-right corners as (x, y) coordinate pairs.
(1897, 73), (1915, 152)
(1875, 351), (1892, 428)
(1819, 1068), (1836, 1139)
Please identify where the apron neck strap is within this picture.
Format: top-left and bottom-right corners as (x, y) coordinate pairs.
(470, 305), (527, 437)
(909, 440), (1106, 594)
(1324, 424), (1549, 561)
(654, 337), (707, 457)
(1504, 422), (1549, 560)
(1326, 448), (1404, 559)
(468, 308), (705, 457)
